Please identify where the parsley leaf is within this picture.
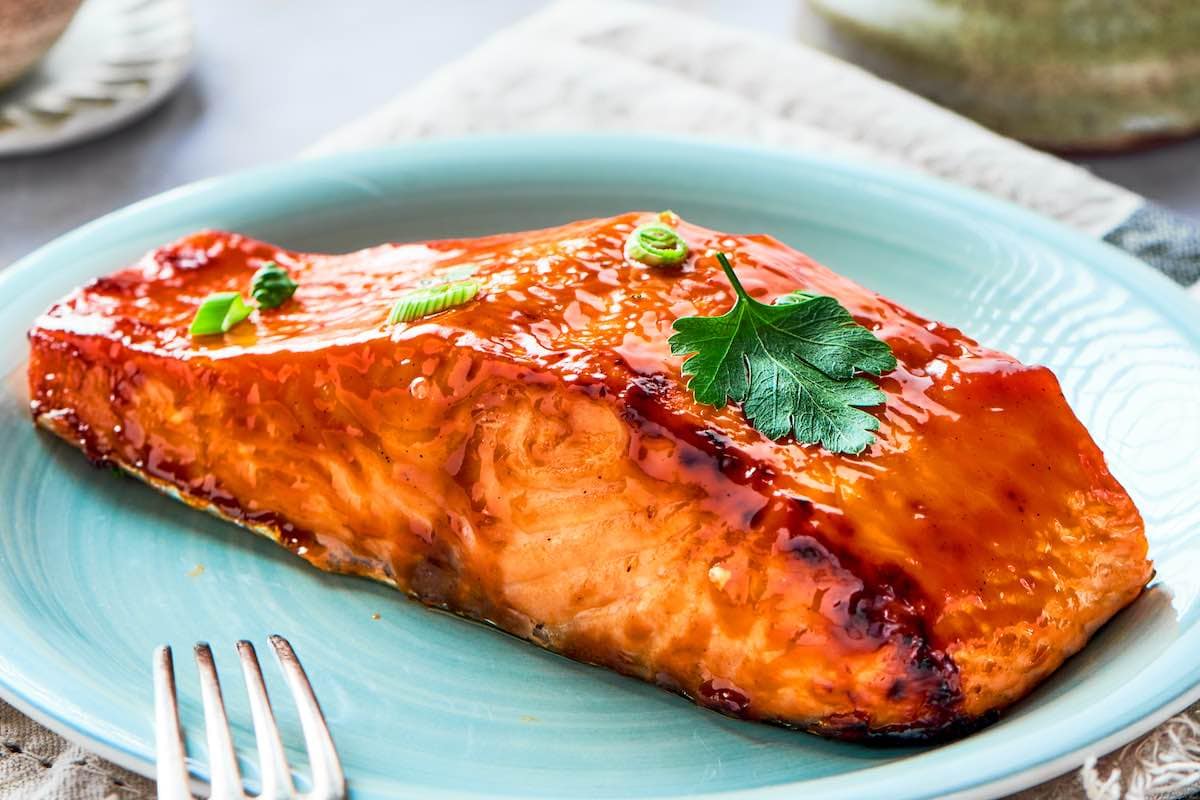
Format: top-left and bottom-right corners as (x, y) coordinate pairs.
(668, 253), (896, 455)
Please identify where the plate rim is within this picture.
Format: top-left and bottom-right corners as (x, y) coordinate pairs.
(1, 133), (1198, 800)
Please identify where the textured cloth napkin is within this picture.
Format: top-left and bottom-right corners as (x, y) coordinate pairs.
(4, 2), (1200, 798)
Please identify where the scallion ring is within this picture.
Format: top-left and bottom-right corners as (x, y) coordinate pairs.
(250, 262), (298, 309)
(189, 292), (253, 336)
(624, 224), (689, 268)
(388, 279), (480, 325)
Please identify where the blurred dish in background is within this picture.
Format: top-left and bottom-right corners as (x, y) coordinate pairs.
(801, 0), (1200, 153)
(0, 0), (192, 157)
(0, 0), (83, 90)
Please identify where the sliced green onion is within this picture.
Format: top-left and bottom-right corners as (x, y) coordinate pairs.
(775, 290), (822, 306)
(189, 292), (253, 336)
(250, 261), (298, 309)
(388, 279), (480, 325)
(625, 224), (689, 267)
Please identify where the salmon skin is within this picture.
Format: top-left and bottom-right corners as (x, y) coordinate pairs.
(27, 212), (1151, 741)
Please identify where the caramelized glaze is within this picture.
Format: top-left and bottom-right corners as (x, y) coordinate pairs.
(27, 213), (1151, 740)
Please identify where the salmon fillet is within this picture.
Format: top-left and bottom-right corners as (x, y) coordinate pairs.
(26, 212), (1151, 741)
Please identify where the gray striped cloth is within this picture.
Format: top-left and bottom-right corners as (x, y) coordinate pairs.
(1104, 205), (1200, 288)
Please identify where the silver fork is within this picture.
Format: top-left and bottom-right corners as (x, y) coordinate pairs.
(153, 635), (346, 800)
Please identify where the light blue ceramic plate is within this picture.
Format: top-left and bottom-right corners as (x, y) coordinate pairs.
(1, 136), (1198, 800)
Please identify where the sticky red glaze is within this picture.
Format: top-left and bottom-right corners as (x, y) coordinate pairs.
(27, 212), (1151, 740)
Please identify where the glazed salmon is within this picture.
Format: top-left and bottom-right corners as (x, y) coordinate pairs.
(27, 213), (1151, 740)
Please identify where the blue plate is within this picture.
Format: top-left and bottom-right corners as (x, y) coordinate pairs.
(1, 136), (1198, 799)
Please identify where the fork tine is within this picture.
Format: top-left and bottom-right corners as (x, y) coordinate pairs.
(269, 635), (346, 800)
(194, 643), (245, 799)
(153, 645), (193, 800)
(236, 640), (295, 800)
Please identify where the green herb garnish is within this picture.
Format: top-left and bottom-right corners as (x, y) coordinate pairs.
(188, 263), (299, 337)
(189, 292), (253, 336)
(625, 224), (689, 267)
(668, 253), (896, 455)
(388, 279), (480, 325)
(250, 262), (298, 309)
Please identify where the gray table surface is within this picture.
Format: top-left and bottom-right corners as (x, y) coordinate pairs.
(1, 0), (1198, 270)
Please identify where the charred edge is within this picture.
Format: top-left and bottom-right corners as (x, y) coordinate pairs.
(698, 678), (751, 715)
(34, 408), (113, 468)
(388, 598), (837, 742)
(668, 690), (993, 744)
(33, 405), (321, 558)
(133, 444), (317, 553)
(668, 666), (985, 744)
(37, 407), (515, 642)
(35, 400), (509, 638)
(784, 510), (964, 730)
(803, 706), (1000, 745)
(620, 371), (966, 729)
(321, 549), (983, 746)
(33, 334), (324, 555)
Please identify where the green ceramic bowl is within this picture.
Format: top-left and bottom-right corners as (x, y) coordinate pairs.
(806, 0), (1200, 152)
